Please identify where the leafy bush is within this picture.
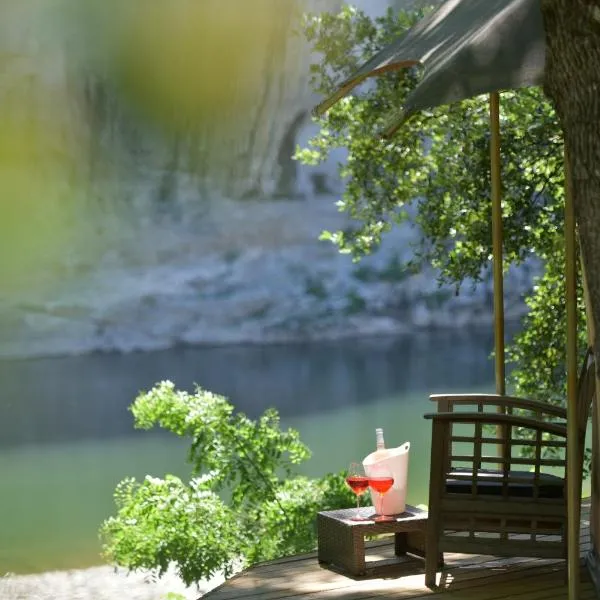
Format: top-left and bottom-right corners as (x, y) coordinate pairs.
(101, 476), (241, 583)
(100, 381), (353, 585)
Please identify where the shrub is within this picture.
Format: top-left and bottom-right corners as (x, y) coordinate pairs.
(100, 381), (353, 585)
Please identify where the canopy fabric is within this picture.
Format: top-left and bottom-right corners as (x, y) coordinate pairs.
(313, 0), (545, 132)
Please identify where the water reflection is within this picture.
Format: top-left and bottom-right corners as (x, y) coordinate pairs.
(0, 329), (497, 448)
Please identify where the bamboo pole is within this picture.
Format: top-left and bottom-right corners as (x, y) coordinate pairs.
(490, 92), (505, 397)
(580, 235), (600, 593)
(564, 146), (580, 600)
(490, 92), (505, 460)
(582, 261), (594, 345)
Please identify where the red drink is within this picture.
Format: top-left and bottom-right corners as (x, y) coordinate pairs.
(346, 475), (369, 495)
(369, 476), (394, 494)
(346, 462), (370, 521)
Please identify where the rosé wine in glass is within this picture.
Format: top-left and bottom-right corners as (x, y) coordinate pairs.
(345, 462), (370, 521)
(369, 469), (395, 522)
(368, 476), (394, 495)
(346, 476), (370, 495)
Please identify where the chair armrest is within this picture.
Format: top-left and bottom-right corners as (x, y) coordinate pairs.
(424, 411), (567, 437)
(429, 394), (567, 419)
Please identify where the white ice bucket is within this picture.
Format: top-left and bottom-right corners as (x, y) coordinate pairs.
(363, 441), (410, 515)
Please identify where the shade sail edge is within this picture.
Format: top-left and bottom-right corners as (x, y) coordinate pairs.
(311, 0), (545, 125)
(312, 60), (419, 118)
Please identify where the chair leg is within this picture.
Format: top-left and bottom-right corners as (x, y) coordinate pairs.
(563, 536), (569, 585)
(425, 419), (446, 589)
(425, 521), (440, 589)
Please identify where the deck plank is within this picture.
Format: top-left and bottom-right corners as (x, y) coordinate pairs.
(204, 500), (594, 600)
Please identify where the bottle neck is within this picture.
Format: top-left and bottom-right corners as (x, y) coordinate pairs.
(376, 428), (385, 451)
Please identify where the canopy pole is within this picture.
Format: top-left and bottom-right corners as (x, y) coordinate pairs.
(564, 145), (580, 600)
(580, 249), (598, 535)
(490, 92), (505, 397)
(581, 248), (600, 595)
(582, 260), (594, 346)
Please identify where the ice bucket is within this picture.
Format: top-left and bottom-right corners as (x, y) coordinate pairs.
(363, 441), (410, 515)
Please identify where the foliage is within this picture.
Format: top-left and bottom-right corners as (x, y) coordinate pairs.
(101, 381), (353, 586)
(245, 473), (355, 563)
(507, 250), (588, 405)
(297, 6), (591, 470)
(299, 6), (564, 280)
(101, 476), (241, 583)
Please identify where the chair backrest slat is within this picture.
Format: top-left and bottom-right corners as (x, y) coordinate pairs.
(577, 347), (595, 436)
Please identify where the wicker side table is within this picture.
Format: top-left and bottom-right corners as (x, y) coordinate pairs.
(317, 505), (428, 576)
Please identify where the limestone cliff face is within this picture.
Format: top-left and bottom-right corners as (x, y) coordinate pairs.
(0, 190), (534, 359)
(69, 0), (343, 201)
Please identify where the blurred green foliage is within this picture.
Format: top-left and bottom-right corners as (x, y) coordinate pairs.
(0, 110), (89, 292)
(75, 0), (299, 133)
(101, 381), (353, 585)
(0, 0), (303, 295)
(296, 4), (591, 470)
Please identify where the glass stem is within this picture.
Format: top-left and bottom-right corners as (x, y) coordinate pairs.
(356, 495), (360, 513)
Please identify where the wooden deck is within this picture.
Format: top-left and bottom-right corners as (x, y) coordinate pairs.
(204, 500), (597, 600)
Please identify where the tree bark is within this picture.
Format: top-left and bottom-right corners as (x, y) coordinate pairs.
(541, 0), (600, 589)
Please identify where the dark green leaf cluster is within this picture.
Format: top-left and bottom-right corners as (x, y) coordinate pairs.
(507, 252), (588, 406)
(100, 476), (240, 583)
(297, 4), (590, 471)
(101, 381), (354, 586)
(131, 381), (310, 507)
(244, 473), (355, 563)
(298, 7), (564, 281)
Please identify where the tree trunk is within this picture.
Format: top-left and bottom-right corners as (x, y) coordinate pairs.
(541, 0), (600, 590)
(590, 401), (600, 591)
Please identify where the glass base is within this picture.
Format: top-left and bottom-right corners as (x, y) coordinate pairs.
(372, 514), (395, 522)
(349, 514), (370, 522)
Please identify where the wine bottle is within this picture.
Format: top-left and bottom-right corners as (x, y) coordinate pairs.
(373, 428), (390, 459)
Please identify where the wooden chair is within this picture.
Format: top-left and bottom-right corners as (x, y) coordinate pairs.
(423, 349), (595, 588)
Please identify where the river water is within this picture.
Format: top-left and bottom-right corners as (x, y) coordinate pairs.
(0, 329), (499, 575)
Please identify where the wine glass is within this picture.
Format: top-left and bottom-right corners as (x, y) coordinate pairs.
(368, 467), (395, 522)
(345, 462), (370, 521)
